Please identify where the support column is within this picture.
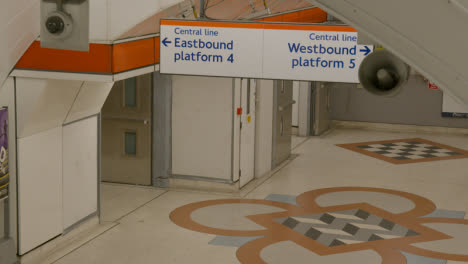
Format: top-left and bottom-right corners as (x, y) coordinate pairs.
(153, 73), (172, 188)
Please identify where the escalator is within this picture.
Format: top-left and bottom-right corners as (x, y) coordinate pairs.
(308, 0), (468, 105)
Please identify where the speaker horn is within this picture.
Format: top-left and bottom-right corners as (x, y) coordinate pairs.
(358, 49), (409, 97)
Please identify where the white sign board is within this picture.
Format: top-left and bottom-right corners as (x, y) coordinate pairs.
(443, 91), (468, 118)
(160, 20), (373, 83)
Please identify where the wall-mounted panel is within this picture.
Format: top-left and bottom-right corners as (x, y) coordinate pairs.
(172, 76), (233, 180)
(63, 116), (98, 229)
(65, 81), (114, 124)
(18, 127), (63, 255)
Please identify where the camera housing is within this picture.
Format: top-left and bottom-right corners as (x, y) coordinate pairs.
(41, 0), (89, 51)
(45, 10), (73, 39)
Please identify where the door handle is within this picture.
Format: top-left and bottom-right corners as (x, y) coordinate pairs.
(278, 100), (296, 112)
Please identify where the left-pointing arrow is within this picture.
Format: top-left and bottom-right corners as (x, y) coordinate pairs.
(162, 37), (172, 47)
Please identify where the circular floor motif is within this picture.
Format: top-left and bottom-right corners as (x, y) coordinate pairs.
(170, 187), (468, 263)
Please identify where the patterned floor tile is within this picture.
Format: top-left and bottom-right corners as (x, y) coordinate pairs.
(275, 208), (419, 247)
(337, 138), (468, 164)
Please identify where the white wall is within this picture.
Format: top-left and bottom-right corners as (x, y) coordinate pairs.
(63, 116), (98, 230)
(15, 77), (111, 254)
(172, 76), (233, 180)
(254, 80), (274, 178)
(0, 0), (39, 88)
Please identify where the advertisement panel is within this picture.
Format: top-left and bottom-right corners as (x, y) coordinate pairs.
(0, 108), (8, 200)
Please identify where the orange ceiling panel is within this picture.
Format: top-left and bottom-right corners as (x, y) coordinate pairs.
(15, 41), (112, 73)
(155, 37), (161, 63)
(112, 37), (156, 73)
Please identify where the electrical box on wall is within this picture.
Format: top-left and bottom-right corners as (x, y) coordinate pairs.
(40, 0), (89, 52)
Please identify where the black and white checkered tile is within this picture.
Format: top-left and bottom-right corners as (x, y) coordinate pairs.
(275, 209), (419, 247)
(357, 141), (462, 161)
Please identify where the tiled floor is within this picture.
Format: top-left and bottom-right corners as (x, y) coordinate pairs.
(291, 135), (309, 150)
(100, 183), (167, 222)
(51, 128), (468, 264)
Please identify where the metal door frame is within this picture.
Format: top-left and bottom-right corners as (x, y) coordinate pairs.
(271, 80), (279, 169)
(311, 82), (332, 136)
(239, 78), (256, 187)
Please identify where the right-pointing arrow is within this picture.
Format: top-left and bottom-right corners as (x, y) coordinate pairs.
(360, 46), (371, 56)
(162, 37), (172, 47)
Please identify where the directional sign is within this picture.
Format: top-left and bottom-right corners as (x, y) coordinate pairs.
(160, 20), (264, 78)
(262, 24), (372, 82)
(160, 20), (373, 83)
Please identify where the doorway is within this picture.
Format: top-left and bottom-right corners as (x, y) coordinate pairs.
(99, 73), (164, 223)
(273, 80), (294, 167)
(101, 74), (153, 186)
(239, 79), (256, 188)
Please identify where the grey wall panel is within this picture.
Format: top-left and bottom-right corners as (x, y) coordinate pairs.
(330, 76), (468, 129)
(153, 73), (172, 187)
(254, 80), (274, 178)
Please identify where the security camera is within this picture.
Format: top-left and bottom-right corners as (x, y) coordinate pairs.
(44, 10), (73, 39)
(41, 0), (89, 51)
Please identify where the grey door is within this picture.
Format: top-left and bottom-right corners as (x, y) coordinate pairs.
(311, 82), (331, 136)
(101, 74), (152, 185)
(274, 80), (294, 166)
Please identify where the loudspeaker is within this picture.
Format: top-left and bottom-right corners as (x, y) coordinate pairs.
(358, 49), (409, 96)
(41, 0), (89, 51)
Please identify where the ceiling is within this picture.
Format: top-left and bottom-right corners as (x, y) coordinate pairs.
(119, 0), (314, 40)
